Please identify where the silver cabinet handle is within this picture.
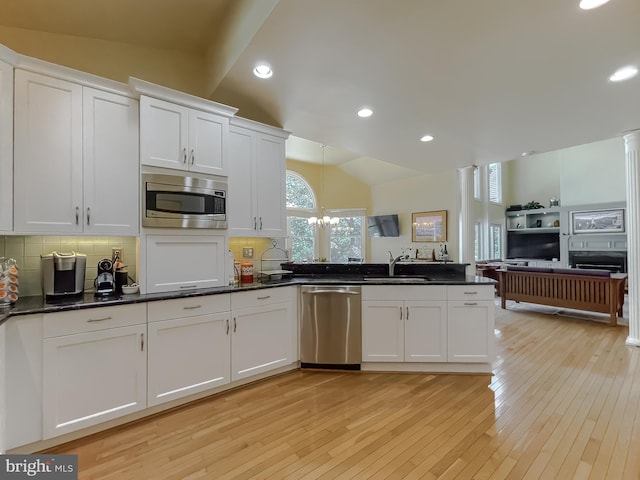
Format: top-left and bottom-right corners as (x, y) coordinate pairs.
(400, 306), (403, 320)
(226, 318), (229, 335)
(254, 217), (257, 230)
(87, 316), (113, 322)
(140, 333), (144, 351)
(179, 285), (198, 289)
(182, 147), (187, 164)
(233, 317), (237, 333)
(183, 305), (202, 310)
(464, 302), (478, 306)
(75, 206), (80, 225)
(190, 149), (195, 164)
(406, 306), (409, 320)
(259, 217), (263, 230)
(257, 295), (271, 300)
(463, 291), (478, 295)
(86, 207), (91, 226)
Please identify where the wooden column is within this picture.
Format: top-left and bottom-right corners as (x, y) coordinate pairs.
(624, 130), (640, 346)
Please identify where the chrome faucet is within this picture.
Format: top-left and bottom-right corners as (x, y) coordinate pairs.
(388, 251), (408, 276)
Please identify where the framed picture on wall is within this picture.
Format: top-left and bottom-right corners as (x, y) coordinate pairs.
(412, 210), (447, 242)
(571, 208), (625, 234)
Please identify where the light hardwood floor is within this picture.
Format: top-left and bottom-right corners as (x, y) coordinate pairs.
(48, 302), (640, 479)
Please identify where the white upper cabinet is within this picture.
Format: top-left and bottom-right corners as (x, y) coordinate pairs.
(13, 69), (139, 235)
(140, 96), (229, 176)
(0, 58), (13, 231)
(228, 118), (290, 237)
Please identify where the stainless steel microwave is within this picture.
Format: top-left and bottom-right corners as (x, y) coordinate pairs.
(142, 173), (227, 229)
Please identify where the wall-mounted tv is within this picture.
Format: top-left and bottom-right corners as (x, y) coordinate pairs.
(506, 231), (560, 260)
(367, 214), (400, 237)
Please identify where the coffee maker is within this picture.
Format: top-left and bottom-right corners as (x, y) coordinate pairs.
(40, 251), (87, 300)
(94, 258), (116, 297)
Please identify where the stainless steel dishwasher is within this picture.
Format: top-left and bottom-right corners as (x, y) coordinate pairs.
(300, 285), (362, 369)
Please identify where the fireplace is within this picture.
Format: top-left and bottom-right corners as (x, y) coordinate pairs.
(568, 250), (627, 273)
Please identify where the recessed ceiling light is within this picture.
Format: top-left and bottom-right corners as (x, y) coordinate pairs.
(420, 135), (434, 142)
(609, 65), (638, 82)
(522, 151), (536, 157)
(253, 63), (273, 79)
(579, 0), (611, 9)
(357, 108), (373, 118)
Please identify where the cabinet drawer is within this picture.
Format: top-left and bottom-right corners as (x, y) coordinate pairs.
(362, 285), (447, 301)
(43, 304), (146, 338)
(447, 285), (494, 301)
(231, 287), (292, 310)
(148, 294), (230, 322)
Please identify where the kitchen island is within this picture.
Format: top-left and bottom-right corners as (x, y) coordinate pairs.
(2, 262), (495, 453)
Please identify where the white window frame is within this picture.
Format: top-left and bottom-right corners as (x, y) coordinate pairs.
(325, 208), (367, 263)
(488, 163), (502, 204)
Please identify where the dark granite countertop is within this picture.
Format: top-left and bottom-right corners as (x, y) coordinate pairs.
(0, 269), (495, 326)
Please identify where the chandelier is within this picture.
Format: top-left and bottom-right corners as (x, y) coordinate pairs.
(308, 144), (339, 228)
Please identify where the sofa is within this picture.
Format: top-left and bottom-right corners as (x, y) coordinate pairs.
(497, 265), (627, 326)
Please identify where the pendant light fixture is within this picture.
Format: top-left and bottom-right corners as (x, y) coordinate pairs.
(308, 144), (339, 228)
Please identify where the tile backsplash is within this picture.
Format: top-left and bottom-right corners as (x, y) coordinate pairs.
(1, 236), (138, 297)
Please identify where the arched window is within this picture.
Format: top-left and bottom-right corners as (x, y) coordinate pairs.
(286, 171), (316, 262)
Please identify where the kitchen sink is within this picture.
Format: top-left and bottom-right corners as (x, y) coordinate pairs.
(363, 276), (430, 283)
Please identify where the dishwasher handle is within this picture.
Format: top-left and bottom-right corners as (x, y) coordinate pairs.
(302, 289), (360, 295)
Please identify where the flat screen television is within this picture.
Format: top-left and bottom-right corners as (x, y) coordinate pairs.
(506, 231), (560, 260)
(367, 214), (400, 237)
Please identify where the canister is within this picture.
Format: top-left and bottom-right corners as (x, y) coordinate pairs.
(240, 262), (254, 284)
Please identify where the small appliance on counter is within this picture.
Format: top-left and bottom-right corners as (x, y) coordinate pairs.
(94, 258), (116, 297)
(41, 251), (87, 300)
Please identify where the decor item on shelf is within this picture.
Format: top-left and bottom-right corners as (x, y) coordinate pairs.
(536, 219), (542, 228)
(308, 144), (339, 229)
(549, 197), (560, 207)
(571, 208), (625, 234)
(523, 201), (543, 210)
(553, 219), (560, 227)
(412, 210), (447, 242)
(506, 205), (523, 211)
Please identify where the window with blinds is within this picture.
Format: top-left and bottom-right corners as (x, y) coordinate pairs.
(488, 163), (502, 204)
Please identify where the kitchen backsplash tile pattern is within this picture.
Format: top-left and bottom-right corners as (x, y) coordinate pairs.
(1, 236), (138, 297)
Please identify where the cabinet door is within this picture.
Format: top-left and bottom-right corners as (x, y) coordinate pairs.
(255, 134), (287, 237)
(362, 300), (404, 362)
(145, 234), (226, 293)
(231, 302), (293, 381)
(404, 301), (447, 362)
(227, 126), (257, 236)
(140, 95), (188, 170)
(0, 59), (12, 231)
(83, 87), (139, 234)
(14, 70), (83, 233)
(447, 300), (494, 363)
(5, 315), (43, 450)
(189, 109), (227, 176)
(147, 312), (231, 406)
(42, 324), (146, 439)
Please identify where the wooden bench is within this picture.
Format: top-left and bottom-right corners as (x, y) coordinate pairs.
(497, 266), (627, 326)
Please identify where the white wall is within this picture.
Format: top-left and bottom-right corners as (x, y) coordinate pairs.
(506, 137), (625, 207)
(370, 170), (458, 263)
(559, 138), (626, 206)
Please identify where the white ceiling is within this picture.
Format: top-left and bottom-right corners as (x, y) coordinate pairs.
(2, 0), (639, 184)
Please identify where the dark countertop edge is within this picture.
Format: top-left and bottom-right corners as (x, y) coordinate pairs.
(0, 275), (495, 325)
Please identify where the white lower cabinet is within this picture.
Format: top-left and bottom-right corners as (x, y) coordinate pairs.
(147, 295), (231, 407)
(42, 304), (147, 439)
(230, 287), (295, 381)
(446, 286), (495, 363)
(362, 286), (447, 363)
(5, 315), (43, 450)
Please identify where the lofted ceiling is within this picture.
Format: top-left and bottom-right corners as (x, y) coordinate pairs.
(1, 0), (639, 184)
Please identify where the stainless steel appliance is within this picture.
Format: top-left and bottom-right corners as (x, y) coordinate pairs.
(94, 259), (116, 297)
(300, 285), (362, 369)
(142, 173), (227, 229)
(40, 251), (86, 300)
